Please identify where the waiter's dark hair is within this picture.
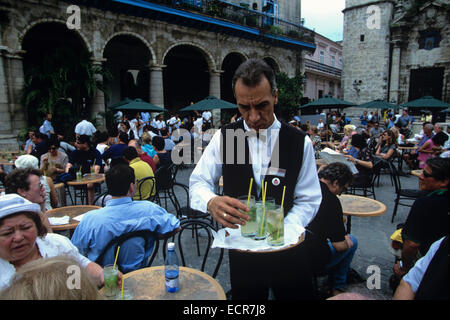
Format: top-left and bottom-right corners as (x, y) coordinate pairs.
(232, 59), (277, 96)
(105, 164), (135, 196)
(318, 162), (353, 188)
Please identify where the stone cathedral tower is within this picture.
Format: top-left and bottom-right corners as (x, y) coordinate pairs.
(342, 0), (449, 111)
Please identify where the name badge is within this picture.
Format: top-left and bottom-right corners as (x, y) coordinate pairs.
(266, 167), (286, 178)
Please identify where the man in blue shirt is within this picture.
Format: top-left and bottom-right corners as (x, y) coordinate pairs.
(102, 131), (129, 167)
(71, 164), (180, 273)
(39, 113), (55, 138)
(360, 111), (368, 127)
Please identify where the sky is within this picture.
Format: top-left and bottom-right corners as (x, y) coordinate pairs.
(301, 0), (346, 42)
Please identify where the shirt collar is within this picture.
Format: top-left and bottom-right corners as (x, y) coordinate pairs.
(130, 158), (140, 165)
(105, 197), (133, 206)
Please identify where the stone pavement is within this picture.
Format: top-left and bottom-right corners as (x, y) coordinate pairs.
(148, 163), (418, 300)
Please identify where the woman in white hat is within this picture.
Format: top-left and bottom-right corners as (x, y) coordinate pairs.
(0, 194), (116, 292)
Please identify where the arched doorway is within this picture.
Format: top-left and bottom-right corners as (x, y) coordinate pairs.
(221, 52), (247, 103)
(103, 34), (152, 108)
(21, 22), (90, 138)
(163, 45), (210, 114)
(263, 57), (281, 74)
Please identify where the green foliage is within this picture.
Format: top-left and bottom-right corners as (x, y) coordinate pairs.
(21, 47), (111, 138)
(275, 72), (304, 120)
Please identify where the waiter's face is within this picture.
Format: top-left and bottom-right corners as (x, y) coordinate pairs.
(234, 76), (277, 132)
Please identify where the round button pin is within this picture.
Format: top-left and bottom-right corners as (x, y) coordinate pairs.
(272, 177), (280, 186)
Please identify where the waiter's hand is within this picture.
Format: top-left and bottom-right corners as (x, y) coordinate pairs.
(207, 196), (250, 229)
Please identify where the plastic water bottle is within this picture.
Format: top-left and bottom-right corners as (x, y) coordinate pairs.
(164, 242), (179, 293)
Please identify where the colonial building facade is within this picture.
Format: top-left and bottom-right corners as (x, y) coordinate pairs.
(0, 0), (314, 146)
(303, 33), (342, 103)
(342, 0), (449, 121)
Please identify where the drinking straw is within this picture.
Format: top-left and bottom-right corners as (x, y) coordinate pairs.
(259, 181), (268, 236)
(276, 186), (286, 242)
(246, 178), (253, 207)
(113, 246), (120, 270)
(121, 278), (124, 300)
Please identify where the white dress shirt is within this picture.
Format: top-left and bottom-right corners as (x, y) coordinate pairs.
(189, 115), (322, 230)
(75, 120), (97, 136)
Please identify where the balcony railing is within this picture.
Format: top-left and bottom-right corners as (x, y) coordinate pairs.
(305, 59), (341, 77)
(142, 0), (315, 44)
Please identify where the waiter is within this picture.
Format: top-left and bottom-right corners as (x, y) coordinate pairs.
(189, 59), (322, 299)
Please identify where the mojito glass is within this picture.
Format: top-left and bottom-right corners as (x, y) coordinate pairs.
(238, 195), (257, 238)
(254, 198), (275, 240)
(103, 265), (119, 299)
(266, 204), (284, 247)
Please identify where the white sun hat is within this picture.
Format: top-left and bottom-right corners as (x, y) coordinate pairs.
(0, 193), (41, 220)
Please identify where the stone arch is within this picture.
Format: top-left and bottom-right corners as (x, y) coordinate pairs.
(162, 41), (216, 71)
(263, 56), (281, 74)
(102, 31), (156, 66)
(18, 19), (92, 53)
(220, 51), (248, 103)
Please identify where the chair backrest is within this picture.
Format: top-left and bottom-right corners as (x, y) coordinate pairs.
(155, 164), (178, 191)
(388, 161), (401, 194)
(162, 219), (224, 279)
(136, 176), (156, 200)
(170, 182), (209, 219)
(95, 229), (160, 273)
(93, 191), (110, 207)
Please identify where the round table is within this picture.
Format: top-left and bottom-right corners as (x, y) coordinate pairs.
(66, 173), (105, 205)
(411, 169), (423, 177)
(66, 173), (105, 186)
(103, 266), (226, 300)
(46, 205), (100, 232)
(338, 194), (387, 233)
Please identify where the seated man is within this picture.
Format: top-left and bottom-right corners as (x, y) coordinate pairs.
(71, 164), (180, 273)
(122, 146), (155, 201)
(394, 236), (448, 300)
(128, 139), (156, 173)
(65, 134), (102, 205)
(102, 131), (129, 167)
(392, 157), (449, 283)
(304, 162), (358, 297)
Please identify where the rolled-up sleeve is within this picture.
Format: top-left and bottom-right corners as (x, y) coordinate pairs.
(189, 130), (223, 213)
(284, 135), (322, 229)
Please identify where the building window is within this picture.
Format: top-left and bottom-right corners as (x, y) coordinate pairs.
(331, 56), (335, 68)
(329, 81), (335, 96)
(318, 89), (323, 98)
(339, 58), (342, 68)
(418, 30), (441, 50)
(360, 35), (365, 42)
(320, 51), (325, 64)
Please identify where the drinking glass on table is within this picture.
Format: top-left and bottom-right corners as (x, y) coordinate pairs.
(238, 195), (257, 238)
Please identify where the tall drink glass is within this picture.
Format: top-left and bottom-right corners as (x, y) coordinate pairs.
(103, 265), (119, 299)
(266, 204), (284, 246)
(254, 197), (275, 240)
(238, 195), (257, 238)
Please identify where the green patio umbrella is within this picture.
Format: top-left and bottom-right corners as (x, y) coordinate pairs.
(180, 96), (237, 111)
(299, 95), (356, 108)
(400, 96), (450, 109)
(108, 97), (133, 110)
(356, 99), (399, 109)
(110, 98), (166, 112)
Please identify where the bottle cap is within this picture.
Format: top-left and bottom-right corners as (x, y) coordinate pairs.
(168, 242), (175, 250)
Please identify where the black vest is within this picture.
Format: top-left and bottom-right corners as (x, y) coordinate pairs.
(415, 236), (449, 300)
(221, 119), (306, 216)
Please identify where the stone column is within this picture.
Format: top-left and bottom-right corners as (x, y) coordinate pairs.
(91, 58), (107, 130)
(6, 51), (26, 134)
(149, 64), (165, 108)
(388, 38), (404, 104)
(209, 70), (222, 128)
(0, 46), (11, 136)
